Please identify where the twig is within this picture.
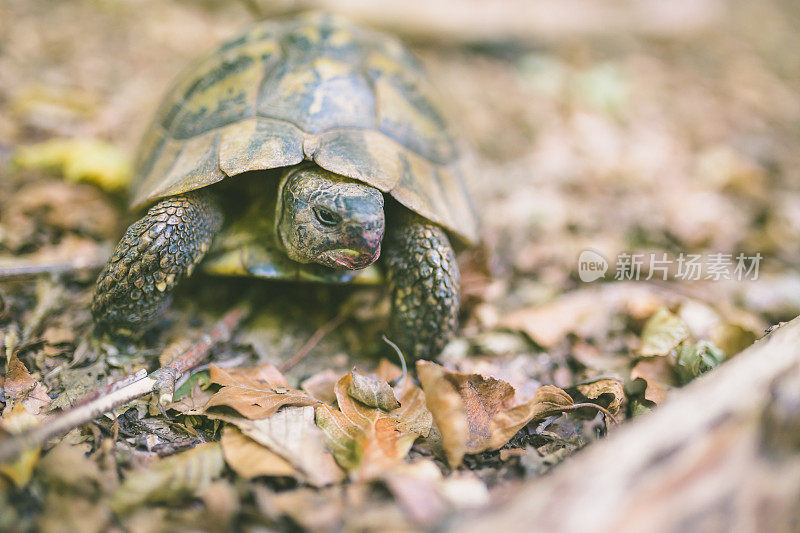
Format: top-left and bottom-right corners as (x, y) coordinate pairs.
(382, 335), (408, 394)
(151, 305), (248, 405)
(278, 312), (346, 373)
(0, 305), (248, 464)
(0, 256), (108, 281)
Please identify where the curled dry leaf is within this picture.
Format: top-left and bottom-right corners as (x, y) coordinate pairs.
(111, 442), (224, 515)
(316, 372), (432, 480)
(417, 360), (574, 467)
(675, 341), (724, 384)
(346, 369), (400, 411)
(639, 307), (690, 356)
(204, 363), (318, 419)
(3, 353), (51, 416)
(574, 378), (625, 416)
(220, 425), (296, 480)
(216, 406), (344, 487)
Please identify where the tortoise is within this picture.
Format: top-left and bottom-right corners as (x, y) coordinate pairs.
(91, 12), (478, 360)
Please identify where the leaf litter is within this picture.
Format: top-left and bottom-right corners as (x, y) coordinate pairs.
(1, 0), (798, 530)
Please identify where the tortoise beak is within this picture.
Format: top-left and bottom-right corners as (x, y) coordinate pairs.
(324, 244), (381, 270)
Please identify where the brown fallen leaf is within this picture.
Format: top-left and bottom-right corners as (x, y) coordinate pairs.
(3, 353), (51, 416)
(204, 363), (318, 419)
(111, 442), (224, 515)
(215, 406), (344, 487)
(381, 459), (489, 527)
(417, 360), (574, 467)
(573, 378), (625, 416)
(498, 291), (602, 348)
(316, 372), (432, 480)
(220, 425), (296, 480)
(630, 357), (676, 404)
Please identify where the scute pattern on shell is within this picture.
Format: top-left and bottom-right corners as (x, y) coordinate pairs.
(131, 11), (478, 245)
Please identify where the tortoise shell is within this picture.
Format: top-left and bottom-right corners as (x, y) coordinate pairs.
(132, 11), (478, 260)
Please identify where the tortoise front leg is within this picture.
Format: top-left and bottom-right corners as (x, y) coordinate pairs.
(92, 191), (223, 334)
(383, 212), (460, 360)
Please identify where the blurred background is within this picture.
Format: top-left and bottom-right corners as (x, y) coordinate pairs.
(1, 0), (800, 529)
(3, 0), (800, 319)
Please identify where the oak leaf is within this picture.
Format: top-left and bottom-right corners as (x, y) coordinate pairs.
(417, 360), (574, 467)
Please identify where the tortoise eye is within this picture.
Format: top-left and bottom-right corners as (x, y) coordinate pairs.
(314, 207), (340, 226)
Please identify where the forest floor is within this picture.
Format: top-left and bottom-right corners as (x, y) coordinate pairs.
(1, 0), (800, 531)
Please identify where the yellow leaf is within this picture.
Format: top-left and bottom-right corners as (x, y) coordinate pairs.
(639, 307), (690, 356)
(14, 138), (132, 192)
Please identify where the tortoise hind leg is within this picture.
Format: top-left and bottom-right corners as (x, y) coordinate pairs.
(92, 191), (223, 334)
(383, 212), (460, 360)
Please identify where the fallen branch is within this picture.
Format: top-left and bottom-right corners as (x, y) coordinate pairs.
(0, 252), (109, 281)
(0, 305), (248, 464)
(452, 316), (800, 533)
(257, 0), (723, 44)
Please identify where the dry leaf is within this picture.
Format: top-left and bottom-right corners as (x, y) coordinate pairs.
(204, 363), (318, 419)
(346, 369), (400, 411)
(499, 292), (601, 348)
(316, 372), (432, 480)
(301, 369), (340, 403)
(574, 378), (625, 416)
(675, 341), (724, 384)
(111, 442), (224, 515)
(0, 404), (41, 487)
(216, 406), (344, 487)
(639, 307), (690, 356)
(14, 138), (133, 192)
(220, 425), (296, 479)
(417, 361), (574, 467)
(630, 357), (676, 404)
(710, 322), (758, 358)
(3, 353), (51, 416)
(381, 460), (452, 526)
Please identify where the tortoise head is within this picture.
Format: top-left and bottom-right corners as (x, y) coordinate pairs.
(277, 166), (385, 270)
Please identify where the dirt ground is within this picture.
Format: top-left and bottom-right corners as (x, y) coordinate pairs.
(2, 0), (800, 531)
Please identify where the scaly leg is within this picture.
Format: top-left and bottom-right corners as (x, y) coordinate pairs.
(92, 191), (222, 334)
(383, 212), (460, 360)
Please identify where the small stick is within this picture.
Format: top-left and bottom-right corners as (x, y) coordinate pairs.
(382, 335), (408, 394)
(0, 255), (108, 281)
(0, 305), (248, 464)
(278, 312), (347, 373)
(152, 305), (248, 405)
